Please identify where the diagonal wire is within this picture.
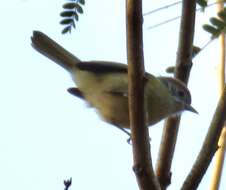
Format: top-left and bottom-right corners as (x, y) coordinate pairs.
(146, 0), (226, 30)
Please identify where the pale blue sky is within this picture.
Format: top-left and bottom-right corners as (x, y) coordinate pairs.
(1, 0), (225, 190)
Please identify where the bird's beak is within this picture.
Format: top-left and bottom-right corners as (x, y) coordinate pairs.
(185, 104), (198, 114)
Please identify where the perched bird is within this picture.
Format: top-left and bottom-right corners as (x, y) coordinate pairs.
(31, 31), (197, 132)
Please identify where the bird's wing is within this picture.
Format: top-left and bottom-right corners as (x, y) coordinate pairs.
(76, 61), (128, 74)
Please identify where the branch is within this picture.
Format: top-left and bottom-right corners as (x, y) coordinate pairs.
(155, 1), (196, 189)
(64, 178), (72, 190)
(181, 86), (226, 190)
(126, 0), (160, 190)
(209, 2), (226, 189)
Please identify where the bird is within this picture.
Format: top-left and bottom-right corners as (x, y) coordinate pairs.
(31, 31), (197, 133)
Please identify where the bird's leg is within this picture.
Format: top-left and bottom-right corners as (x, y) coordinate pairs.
(114, 125), (132, 144)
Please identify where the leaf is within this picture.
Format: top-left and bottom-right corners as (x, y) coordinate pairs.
(79, 0), (85, 5)
(196, 0), (207, 11)
(192, 45), (201, 58)
(62, 26), (72, 34)
(63, 3), (77, 9)
(60, 0), (85, 34)
(74, 11), (79, 21)
(75, 4), (83, 14)
(165, 66), (175, 74)
(71, 20), (76, 28)
(196, 0), (207, 8)
(210, 17), (226, 29)
(218, 8), (226, 21)
(60, 18), (74, 25)
(60, 11), (76, 17)
(203, 24), (221, 38)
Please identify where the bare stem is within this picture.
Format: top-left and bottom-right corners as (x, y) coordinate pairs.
(155, 1), (196, 189)
(209, 2), (226, 189)
(126, 0), (160, 189)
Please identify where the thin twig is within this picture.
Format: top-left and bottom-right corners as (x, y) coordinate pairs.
(126, 0), (160, 190)
(155, 1), (196, 189)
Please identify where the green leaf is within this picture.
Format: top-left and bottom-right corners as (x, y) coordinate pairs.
(196, 0), (207, 9)
(74, 11), (79, 21)
(63, 3), (77, 9)
(192, 45), (201, 58)
(79, 0), (85, 5)
(218, 8), (226, 21)
(210, 17), (226, 29)
(165, 66), (175, 74)
(62, 26), (71, 34)
(71, 20), (76, 28)
(60, 11), (76, 17)
(60, 1), (85, 34)
(75, 4), (83, 14)
(60, 18), (74, 25)
(203, 24), (221, 38)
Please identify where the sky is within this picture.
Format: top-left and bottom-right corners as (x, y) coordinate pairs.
(0, 0), (225, 190)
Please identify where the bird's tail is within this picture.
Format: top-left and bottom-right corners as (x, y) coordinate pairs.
(31, 31), (81, 72)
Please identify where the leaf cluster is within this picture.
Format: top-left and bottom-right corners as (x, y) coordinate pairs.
(60, 0), (85, 34)
(196, 0), (208, 10)
(203, 7), (226, 38)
